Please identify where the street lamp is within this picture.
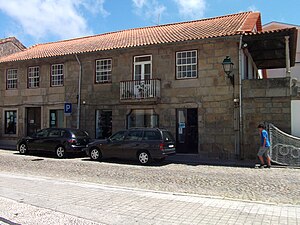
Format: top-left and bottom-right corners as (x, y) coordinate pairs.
(222, 56), (234, 85)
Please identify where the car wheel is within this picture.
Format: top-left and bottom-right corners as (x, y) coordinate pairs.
(55, 146), (65, 158)
(90, 148), (102, 161)
(137, 151), (151, 165)
(19, 143), (28, 154)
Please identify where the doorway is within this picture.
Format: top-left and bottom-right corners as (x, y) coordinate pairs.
(26, 107), (41, 136)
(96, 110), (112, 139)
(176, 108), (198, 154)
(133, 55), (152, 98)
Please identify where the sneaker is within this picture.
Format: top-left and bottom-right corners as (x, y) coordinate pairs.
(266, 165), (271, 169)
(259, 164), (265, 169)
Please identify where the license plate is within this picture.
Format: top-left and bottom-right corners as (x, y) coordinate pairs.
(168, 145), (174, 148)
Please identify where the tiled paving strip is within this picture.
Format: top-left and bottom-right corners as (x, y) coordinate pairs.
(0, 172), (299, 225)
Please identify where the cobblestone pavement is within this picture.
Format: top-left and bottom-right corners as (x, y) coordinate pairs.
(1, 173), (300, 225)
(0, 150), (299, 205)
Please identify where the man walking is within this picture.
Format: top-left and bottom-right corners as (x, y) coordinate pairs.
(257, 124), (271, 168)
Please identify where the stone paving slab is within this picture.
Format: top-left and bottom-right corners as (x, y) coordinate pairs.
(0, 173), (299, 225)
(0, 197), (99, 225)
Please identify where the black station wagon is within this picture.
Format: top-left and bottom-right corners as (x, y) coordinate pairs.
(84, 128), (176, 165)
(17, 128), (90, 158)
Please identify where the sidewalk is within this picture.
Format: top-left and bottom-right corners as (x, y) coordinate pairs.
(0, 172), (299, 225)
(0, 140), (16, 151)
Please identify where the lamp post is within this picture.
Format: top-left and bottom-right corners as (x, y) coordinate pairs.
(222, 56), (234, 85)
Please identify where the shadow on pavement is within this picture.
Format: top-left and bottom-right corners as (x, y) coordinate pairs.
(12, 151), (86, 160)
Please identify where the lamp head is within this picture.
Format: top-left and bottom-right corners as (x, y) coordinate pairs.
(222, 56), (234, 76)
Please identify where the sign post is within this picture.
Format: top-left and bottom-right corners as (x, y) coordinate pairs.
(64, 103), (72, 116)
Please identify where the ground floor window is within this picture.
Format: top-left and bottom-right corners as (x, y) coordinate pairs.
(127, 109), (159, 128)
(96, 110), (112, 139)
(4, 110), (17, 134)
(49, 109), (64, 128)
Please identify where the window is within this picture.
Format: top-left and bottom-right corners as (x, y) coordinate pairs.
(134, 55), (152, 80)
(51, 64), (64, 86)
(162, 131), (175, 142)
(125, 130), (143, 141)
(35, 129), (49, 138)
(110, 131), (126, 142)
(96, 59), (112, 83)
(143, 130), (161, 141)
(176, 50), (197, 79)
(4, 110), (17, 134)
(127, 109), (159, 128)
(28, 66), (40, 88)
(48, 129), (62, 138)
(6, 69), (18, 89)
(50, 110), (64, 128)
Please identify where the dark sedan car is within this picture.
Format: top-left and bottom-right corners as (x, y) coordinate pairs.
(84, 128), (176, 165)
(17, 128), (90, 158)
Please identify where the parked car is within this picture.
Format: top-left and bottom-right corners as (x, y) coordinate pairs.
(17, 128), (91, 158)
(84, 128), (176, 165)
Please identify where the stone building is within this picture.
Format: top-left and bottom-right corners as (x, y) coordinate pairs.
(0, 37), (26, 57)
(0, 12), (297, 160)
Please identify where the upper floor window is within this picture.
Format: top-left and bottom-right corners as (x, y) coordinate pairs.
(6, 69), (18, 89)
(176, 50), (197, 79)
(51, 64), (64, 86)
(28, 66), (40, 88)
(96, 59), (112, 83)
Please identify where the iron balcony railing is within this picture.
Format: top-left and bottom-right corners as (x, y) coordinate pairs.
(120, 79), (161, 101)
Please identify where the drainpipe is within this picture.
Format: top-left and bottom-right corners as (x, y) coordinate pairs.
(237, 35), (243, 159)
(285, 36), (291, 77)
(75, 54), (82, 129)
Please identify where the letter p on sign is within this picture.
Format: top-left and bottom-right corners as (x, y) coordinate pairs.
(64, 103), (72, 114)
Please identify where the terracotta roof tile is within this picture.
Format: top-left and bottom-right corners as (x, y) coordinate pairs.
(263, 22), (299, 32)
(239, 12), (262, 32)
(0, 11), (261, 63)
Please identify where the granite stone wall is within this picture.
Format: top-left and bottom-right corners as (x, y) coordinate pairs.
(0, 36), (261, 160)
(241, 78), (292, 159)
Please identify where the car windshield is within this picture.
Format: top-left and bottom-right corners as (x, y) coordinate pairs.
(162, 131), (175, 142)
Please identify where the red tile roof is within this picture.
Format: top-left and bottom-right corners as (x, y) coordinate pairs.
(0, 12), (261, 63)
(263, 22), (299, 32)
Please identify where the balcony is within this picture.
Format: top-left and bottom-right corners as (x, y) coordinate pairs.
(120, 79), (161, 103)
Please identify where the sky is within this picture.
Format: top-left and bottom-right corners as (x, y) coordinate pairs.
(0, 0), (299, 47)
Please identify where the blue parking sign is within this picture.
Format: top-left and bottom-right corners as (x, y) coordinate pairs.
(64, 103), (72, 114)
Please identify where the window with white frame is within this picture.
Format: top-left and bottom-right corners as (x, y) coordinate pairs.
(176, 50), (197, 79)
(51, 64), (64, 86)
(6, 69), (18, 89)
(96, 59), (112, 83)
(28, 66), (40, 88)
(134, 55), (152, 80)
